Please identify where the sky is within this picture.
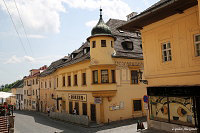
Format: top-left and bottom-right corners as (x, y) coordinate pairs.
(0, 0), (159, 85)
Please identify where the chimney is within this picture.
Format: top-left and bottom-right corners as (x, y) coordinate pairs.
(126, 12), (138, 21)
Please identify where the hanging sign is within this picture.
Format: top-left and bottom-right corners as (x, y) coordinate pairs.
(94, 97), (102, 104)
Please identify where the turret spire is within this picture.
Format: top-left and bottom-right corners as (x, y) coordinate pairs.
(100, 8), (102, 19)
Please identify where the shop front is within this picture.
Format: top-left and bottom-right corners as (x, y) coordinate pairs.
(148, 86), (200, 132)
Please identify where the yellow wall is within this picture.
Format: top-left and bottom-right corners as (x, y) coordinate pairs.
(89, 36), (115, 65)
(141, 6), (200, 87)
(23, 76), (39, 110)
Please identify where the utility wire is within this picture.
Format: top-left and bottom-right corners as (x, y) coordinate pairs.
(2, 0), (28, 56)
(13, 0), (34, 57)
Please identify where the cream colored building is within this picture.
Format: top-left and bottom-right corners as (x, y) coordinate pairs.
(23, 66), (47, 111)
(39, 10), (147, 124)
(120, 0), (200, 132)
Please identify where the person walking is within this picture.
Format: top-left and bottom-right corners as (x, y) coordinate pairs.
(73, 108), (77, 115)
(47, 107), (50, 116)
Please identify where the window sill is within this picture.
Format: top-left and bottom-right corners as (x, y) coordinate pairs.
(91, 83), (116, 85)
(81, 84), (87, 87)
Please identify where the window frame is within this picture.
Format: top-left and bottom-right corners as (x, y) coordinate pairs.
(101, 70), (109, 83)
(133, 100), (142, 111)
(101, 40), (106, 47)
(62, 76), (65, 87)
(92, 41), (96, 48)
(68, 76), (71, 86)
(111, 70), (116, 83)
(82, 73), (86, 85)
(131, 70), (138, 84)
(194, 34), (200, 57)
(161, 42), (172, 62)
(92, 70), (98, 84)
(74, 74), (78, 86)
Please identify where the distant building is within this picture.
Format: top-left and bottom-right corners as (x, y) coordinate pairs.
(39, 9), (147, 124)
(119, 0), (200, 132)
(10, 80), (24, 110)
(23, 66), (47, 111)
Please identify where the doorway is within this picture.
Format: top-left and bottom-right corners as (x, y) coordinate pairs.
(75, 102), (79, 115)
(90, 104), (96, 121)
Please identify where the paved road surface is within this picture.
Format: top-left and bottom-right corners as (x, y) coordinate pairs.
(14, 110), (167, 133)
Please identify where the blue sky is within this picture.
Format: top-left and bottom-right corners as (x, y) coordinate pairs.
(0, 0), (159, 85)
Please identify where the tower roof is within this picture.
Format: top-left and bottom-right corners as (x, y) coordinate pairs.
(91, 9), (112, 36)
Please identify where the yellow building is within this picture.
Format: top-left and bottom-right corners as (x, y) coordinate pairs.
(23, 66), (47, 111)
(120, 0), (200, 132)
(39, 9), (147, 124)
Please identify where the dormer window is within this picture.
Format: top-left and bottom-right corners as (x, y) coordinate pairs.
(119, 30), (124, 33)
(84, 48), (87, 54)
(71, 54), (74, 59)
(122, 41), (133, 50)
(71, 53), (78, 59)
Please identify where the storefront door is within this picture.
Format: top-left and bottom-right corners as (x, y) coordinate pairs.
(90, 104), (96, 121)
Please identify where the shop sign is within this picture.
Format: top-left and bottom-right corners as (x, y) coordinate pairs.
(109, 105), (120, 111)
(68, 94), (87, 102)
(94, 97), (102, 104)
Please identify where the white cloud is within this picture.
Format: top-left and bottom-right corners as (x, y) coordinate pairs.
(4, 55), (21, 64)
(24, 56), (35, 62)
(4, 55), (63, 65)
(0, 0), (66, 34)
(85, 20), (98, 28)
(64, 0), (132, 20)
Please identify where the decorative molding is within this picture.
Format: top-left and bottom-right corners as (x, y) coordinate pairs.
(115, 61), (143, 69)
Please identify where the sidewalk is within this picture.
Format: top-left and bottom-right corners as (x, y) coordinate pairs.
(96, 122), (168, 133)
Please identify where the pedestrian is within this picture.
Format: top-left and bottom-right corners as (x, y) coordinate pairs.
(47, 106), (50, 116)
(73, 108), (77, 115)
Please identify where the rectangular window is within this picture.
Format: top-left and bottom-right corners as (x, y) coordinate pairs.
(74, 75), (78, 86)
(24, 90), (26, 95)
(54, 78), (56, 89)
(33, 79), (34, 85)
(133, 100), (142, 111)
(49, 81), (51, 88)
(82, 103), (87, 115)
(111, 70), (116, 83)
(101, 40), (106, 47)
(111, 41), (113, 48)
(194, 35), (200, 56)
(41, 82), (43, 88)
(33, 90), (34, 95)
(162, 42), (172, 62)
(45, 81), (47, 88)
(92, 41), (96, 48)
(101, 70), (109, 83)
(57, 78), (58, 88)
(63, 76), (65, 86)
(36, 79), (38, 84)
(131, 70), (138, 84)
(68, 76), (71, 86)
(92, 70), (98, 84)
(82, 73), (86, 85)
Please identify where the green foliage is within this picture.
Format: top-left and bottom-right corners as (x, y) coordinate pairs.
(0, 80), (20, 92)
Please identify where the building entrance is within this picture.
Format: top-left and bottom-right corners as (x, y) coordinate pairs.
(90, 104), (96, 121)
